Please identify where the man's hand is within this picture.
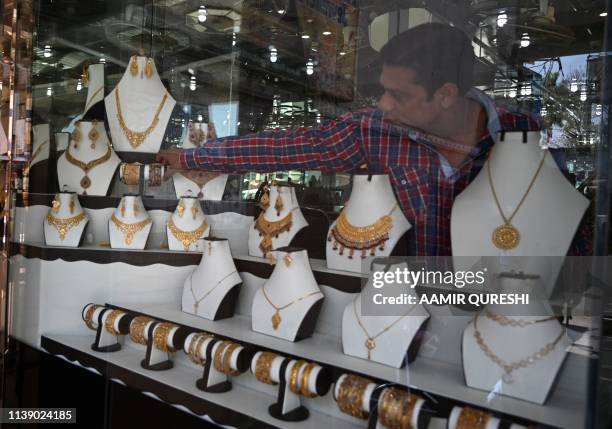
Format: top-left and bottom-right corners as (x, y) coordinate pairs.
(156, 149), (184, 180)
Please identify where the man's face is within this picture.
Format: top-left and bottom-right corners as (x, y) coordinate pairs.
(378, 65), (443, 130)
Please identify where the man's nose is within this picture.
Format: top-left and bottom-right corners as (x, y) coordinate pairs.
(378, 92), (394, 112)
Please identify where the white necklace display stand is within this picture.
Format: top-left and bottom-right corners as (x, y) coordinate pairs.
(172, 172), (228, 200)
(57, 121), (121, 196)
(31, 124), (51, 168)
(141, 322), (183, 371)
(462, 274), (570, 404)
(166, 197), (210, 252)
(89, 308), (134, 353)
(181, 122), (212, 149)
(44, 192), (88, 247)
(190, 338), (250, 393)
(251, 248), (324, 341)
(104, 56), (176, 153)
(342, 261), (429, 368)
(83, 64), (105, 115)
(248, 185), (308, 257)
(326, 174), (411, 274)
(451, 131), (589, 294)
(109, 195), (152, 250)
(55, 132), (69, 152)
(181, 237), (242, 320)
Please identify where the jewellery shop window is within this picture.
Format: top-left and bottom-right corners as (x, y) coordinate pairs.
(2, 0), (611, 429)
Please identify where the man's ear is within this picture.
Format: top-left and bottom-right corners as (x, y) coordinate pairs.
(435, 83), (459, 109)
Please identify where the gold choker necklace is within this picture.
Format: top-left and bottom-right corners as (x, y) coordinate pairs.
(64, 144), (112, 192)
(110, 213), (152, 245)
(167, 217), (208, 251)
(46, 212), (87, 240)
(328, 204), (398, 259)
(115, 86), (169, 149)
(253, 207), (297, 256)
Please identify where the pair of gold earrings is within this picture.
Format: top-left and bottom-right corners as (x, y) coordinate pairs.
(130, 55), (154, 79)
(52, 195), (76, 214)
(120, 200), (140, 217)
(71, 120), (99, 149)
(260, 188), (284, 215)
(265, 253), (292, 267)
(177, 200), (199, 220)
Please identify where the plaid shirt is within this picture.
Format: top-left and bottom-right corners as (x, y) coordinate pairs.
(181, 90), (588, 256)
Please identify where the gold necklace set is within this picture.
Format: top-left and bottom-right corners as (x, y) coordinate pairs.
(253, 207), (298, 256)
(115, 85), (169, 149)
(46, 212), (87, 241)
(110, 213), (152, 245)
(167, 217), (208, 251)
(64, 143), (112, 192)
(328, 203), (398, 259)
(261, 287), (322, 330)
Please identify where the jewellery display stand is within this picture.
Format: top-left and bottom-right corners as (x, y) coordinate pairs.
(248, 185), (308, 257)
(109, 195), (152, 250)
(57, 121), (120, 196)
(30, 124), (51, 168)
(166, 197), (210, 252)
(91, 309), (134, 353)
(326, 174), (411, 274)
(447, 406), (502, 429)
(342, 261), (429, 367)
(181, 122), (212, 149)
(104, 56), (176, 153)
(172, 172), (228, 201)
(43, 192), (89, 247)
(195, 339), (252, 393)
(251, 248), (324, 341)
(181, 237), (242, 320)
(141, 322), (186, 371)
(451, 131), (589, 293)
(462, 274), (570, 404)
(83, 64), (105, 115)
(55, 132), (69, 152)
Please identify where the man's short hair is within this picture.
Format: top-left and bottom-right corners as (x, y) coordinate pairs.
(380, 23), (475, 97)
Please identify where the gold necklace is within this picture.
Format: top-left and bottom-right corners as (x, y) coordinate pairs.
(253, 207), (297, 256)
(110, 213), (152, 245)
(485, 310), (557, 327)
(115, 86), (169, 149)
(487, 151), (547, 250)
(189, 270), (238, 312)
(261, 287), (322, 330)
(167, 217), (208, 251)
(64, 143), (112, 192)
(352, 298), (416, 360)
(473, 312), (564, 384)
(46, 212), (87, 241)
(328, 203), (398, 259)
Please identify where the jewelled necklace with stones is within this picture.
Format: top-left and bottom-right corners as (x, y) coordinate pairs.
(114, 85), (169, 149)
(253, 207), (298, 256)
(328, 203), (398, 259)
(167, 217), (208, 251)
(261, 287), (322, 330)
(110, 213), (152, 245)
(473, 311), (565, 384)
(46, 212), (87, 241)
(487, 151), (548, 250)
(64, 143), (112, 192)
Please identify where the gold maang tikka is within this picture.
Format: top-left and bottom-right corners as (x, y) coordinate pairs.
(177, 200), (185, 217)
(88, 120), (99, 149)
(52, 196), (60, 213)
(130, 55), (138, 77)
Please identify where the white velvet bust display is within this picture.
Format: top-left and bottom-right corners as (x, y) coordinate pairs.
(451, 131), (589, 294)
(31, 124), (51, 168)
(248, 185), (308, 257)
(109, 195), (152, 250)
(166, 197), (210, 252)
(462, 275), (570, 404)
(44, 192), (88, 247)
(251, 248), (324, 341)
(172, 172), (228, 201)
(181, 238), (242, 320)
(104, 56), (176, 153)
(326, 174), (411, 274)
(55, 132), (69, 152)
(83, 64), (105, 115)
(57, 121), (121, 196)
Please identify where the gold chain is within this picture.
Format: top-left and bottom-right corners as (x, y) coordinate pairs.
(115, 85), (169, 149)
(65, 142), (112, 191)
(110, 213), (152, 245)
(167, 217), (208, 251)
(189, 270), (238, 313)
(253, 207), (297, 256)
(485, 310), (557, 327)
(46, 212), (87, 241)
(328, 204), (398, 259)
(261, 287), (321, 330)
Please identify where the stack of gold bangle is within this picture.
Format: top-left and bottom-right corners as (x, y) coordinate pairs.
(147, 163), (163, 187)
(457, 407), (490, 429)
(212, 340), (241, 376)
(288, 360), (307, 394)
(188, 333), (213, 366)
(254, 351), (279, 385)
(336, 374), (372, 419)
(121, 162), (141, 186)
(129, 316), (154, 345)
(153, 322), (179, 353)
(300, 362), (318, 398)
(378, 387), (421, 429)
(83, 304), (103, 330)
(104, 309), (125, 335)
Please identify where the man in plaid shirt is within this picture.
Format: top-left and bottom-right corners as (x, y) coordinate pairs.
(158, 23), (590, 256)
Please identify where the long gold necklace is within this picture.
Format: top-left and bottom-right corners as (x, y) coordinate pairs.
(261, 287), (322, 330)
(487, 151), (547, 250)
(328, 204), (398, 259)
(64, 143), (112, 192)
(46, 212), (87, 241)
(189, 270), (238, 313)
(115, 85), (169, 149)
(473, 311), (564, 384)
(110, 213), (152, 245)
(353, 298), (416, 360)
(167, 217), (208, 251)
(253, 207), (297, 256)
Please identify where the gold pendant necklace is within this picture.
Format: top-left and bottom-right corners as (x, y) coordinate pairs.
(168, 217), (208, 251)
(46, 212), (87, 240)
(253, 207), (297, 256)
(110, 213), (152, 245)
(261, 287), (322, 330)
(328, 203), (398, 259)
(115, 86), (169, 149)
(189, 270), (238, 313)
(64, 143), (112, 192)
(487, 151), (547, 250)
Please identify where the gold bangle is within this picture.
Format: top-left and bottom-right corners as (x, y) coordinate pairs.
(104, 309), (125, 335)
(153, 322), (178, 352)
(457, 407), (490, 429)
(188, 333), (211, 365)
(299, 362), (317, 398)
(222, 342), (241, 376)
(213, 341), (230, 373)
(83, 304), (103, 330)
(254, 351), (278, 385)
(289, 360), (307, 394)
(129, 316), (154, 345)
(337, 374), (370, 419)
(378, 388), (421, 429)
(121, 162), (141, 186)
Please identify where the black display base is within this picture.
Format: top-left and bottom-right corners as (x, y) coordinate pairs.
(91, 342), (121, 353)
(140, 359), (173, 371)
(268, 403), (309, 422)
(195, 378), (232, 393)
(212, 282), (242, 321)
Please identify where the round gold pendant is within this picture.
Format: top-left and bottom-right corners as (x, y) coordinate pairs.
(80, 175), (91, 189)
(492, 224), (520, 250)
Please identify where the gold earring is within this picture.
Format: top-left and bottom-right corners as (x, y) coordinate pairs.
(88, 120), (99, 148)
(133, 201), (140, 216)
(72, 122), (81, 149)
(191, 204), (198, 220)
(283, 254), (292, 267)
(260, 191), (270, 210)
(274, 190), (284, 216)
(144, 58), (154, 78)
(69, 196), (76, 214)
(120, 201), (126, 217)
(52, 196), (60, 213)
(177, 200), (185, 217)
(130, 56), (138, 77)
